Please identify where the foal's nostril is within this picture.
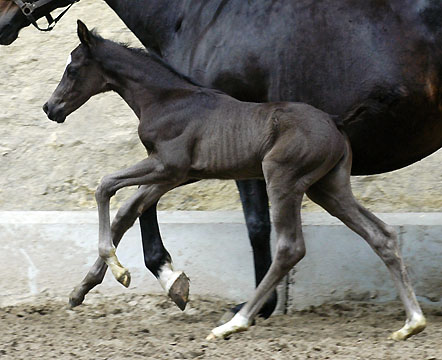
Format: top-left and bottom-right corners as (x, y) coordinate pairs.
(43, 102), (49, 115)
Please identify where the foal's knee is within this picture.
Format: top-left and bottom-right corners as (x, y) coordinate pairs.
(111, 203), (139, 237)
(276, 239), (306, 271)
(98, 243), (112, 259)
(370, 225), (401, 266)
(95, 175), (118, 202)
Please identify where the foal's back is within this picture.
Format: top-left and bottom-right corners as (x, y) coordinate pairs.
(187, 93), (346, 181)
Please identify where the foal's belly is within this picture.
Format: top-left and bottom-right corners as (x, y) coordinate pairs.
(188, 132), (265, 180)
(188, 146), (264, 180)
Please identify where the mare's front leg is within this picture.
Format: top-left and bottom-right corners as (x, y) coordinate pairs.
(95, 156), (182, 287)
(139, 201), (190, 310)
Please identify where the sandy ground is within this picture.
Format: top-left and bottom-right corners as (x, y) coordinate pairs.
(0, 293), (441, 360)
(0, 1), (441, 212)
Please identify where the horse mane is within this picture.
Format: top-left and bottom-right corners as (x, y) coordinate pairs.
(89, 29), (201, 87)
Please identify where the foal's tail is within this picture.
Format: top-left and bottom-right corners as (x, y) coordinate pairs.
(337, 128), (353, 176)
(330, 114), (345, 131)
(330, 114), (351, 163)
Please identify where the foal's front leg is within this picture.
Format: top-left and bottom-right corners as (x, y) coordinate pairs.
(70, 184), (195, 308)
(95, 156), (181, 287)
(69, 194), (168, 306)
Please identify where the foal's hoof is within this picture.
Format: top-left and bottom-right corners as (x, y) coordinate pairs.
(69, 287), (86, 308)
(217, 295), (275, 326)
(168, 272), (190, 311)
(389, 314), (426, 341)
(217, 304), (256, 327)
(110, 265), (131, 288)
(117, 270), (131, 288)
(206, 314), (250, 340)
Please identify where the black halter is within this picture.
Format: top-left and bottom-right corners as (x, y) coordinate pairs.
(12, 0), (78, 32)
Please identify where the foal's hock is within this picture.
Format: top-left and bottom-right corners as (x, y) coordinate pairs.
(43, 21), (425, 341)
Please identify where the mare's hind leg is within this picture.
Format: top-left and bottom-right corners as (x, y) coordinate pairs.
(208, 163), (310, 339)
(306, 148), (425, 340)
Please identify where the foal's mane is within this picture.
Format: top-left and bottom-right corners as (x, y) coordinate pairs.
(89, 29), (200, 87)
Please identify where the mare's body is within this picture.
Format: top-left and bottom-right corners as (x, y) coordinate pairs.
(43, 23), (426, 341)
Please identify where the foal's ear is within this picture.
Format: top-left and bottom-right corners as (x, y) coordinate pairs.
(77, 20), (95, 48)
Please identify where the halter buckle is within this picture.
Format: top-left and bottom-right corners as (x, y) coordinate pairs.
(20, 3), (35, 16)
(12, 0), (78, 32)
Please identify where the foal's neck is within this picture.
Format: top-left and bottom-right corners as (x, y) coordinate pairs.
(97, 45), (196, 118)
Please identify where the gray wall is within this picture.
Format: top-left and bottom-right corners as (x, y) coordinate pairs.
(1, 211), (441, 312)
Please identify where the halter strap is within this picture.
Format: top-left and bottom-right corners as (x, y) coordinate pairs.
(12, 0), (79, 32)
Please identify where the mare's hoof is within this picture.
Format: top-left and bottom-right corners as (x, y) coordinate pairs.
(68, 289), (85, 308)
(168, 272), (190, 311)
(389, 315), (426, 341)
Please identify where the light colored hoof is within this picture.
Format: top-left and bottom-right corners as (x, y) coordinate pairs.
(168, 272), (190, 311)
(389, 314), (426, 341)
(206, 313), (250, 340)
(206, 332), (217, 341)
(110, 265), (131, 288)
(217, 310), (236, 326)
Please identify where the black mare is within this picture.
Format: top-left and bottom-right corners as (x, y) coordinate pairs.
(1, 0), (442, 318)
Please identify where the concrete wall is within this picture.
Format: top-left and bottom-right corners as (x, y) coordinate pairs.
(1, 211), (441, 312)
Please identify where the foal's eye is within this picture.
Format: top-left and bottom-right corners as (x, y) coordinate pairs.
(67, 67), (78, 77)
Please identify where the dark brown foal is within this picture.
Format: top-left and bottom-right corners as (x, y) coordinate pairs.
(43, 21), (425, 340)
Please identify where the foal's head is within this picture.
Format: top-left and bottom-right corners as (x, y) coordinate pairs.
(43, 20), (107, 123)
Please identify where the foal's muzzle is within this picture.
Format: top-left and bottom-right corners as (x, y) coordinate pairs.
(43, 102), (66, 123)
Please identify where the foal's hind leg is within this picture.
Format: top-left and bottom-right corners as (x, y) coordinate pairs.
(306, 150), (425, 340)
(219, 180), (276, 324)
(208, 163), (310, 339)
